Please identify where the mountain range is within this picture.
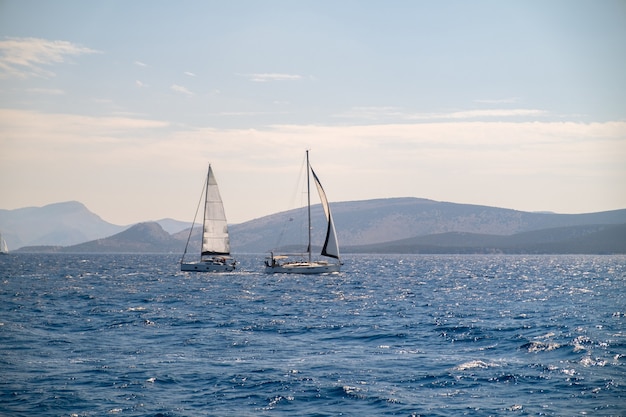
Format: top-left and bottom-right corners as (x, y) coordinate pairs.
(3, 199), (626, 254)
(0, 201), (191, 249)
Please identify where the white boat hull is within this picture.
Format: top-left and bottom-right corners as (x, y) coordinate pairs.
(181, 260), (235, 272)
(264, 261), (340, 275)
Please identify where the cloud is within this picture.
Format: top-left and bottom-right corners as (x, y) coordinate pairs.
(26, 88), (65, 95)
(242, 73), (303, 82)
(134, 60), (148, 67)
(0, 37), (100, 79)
(1, 108), (624, 223)
(335, 107), (548, 121)
(216, 110), (289, 117)
(443, 109), (547, 119)
(136, 80), (147, 88)
(164, 120), (626, 220)
(473, 97), (520, 104)
(170, 84), (193, 95)
(0, 109), (169, 141)
(184, 71), (196, 77)
(333, 106), (407, 120)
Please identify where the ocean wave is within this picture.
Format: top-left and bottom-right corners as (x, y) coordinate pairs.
(520, 340), (562, 352)
(453, 359), (499, 371)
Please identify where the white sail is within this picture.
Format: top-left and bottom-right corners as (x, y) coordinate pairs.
(0, 232), (8, 254)
(311, 167), (340, 259)
(201, 165), (231, 258)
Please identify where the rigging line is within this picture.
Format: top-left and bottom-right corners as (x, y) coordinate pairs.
(272, 154), (308, 249)
(181, 169), (208, 263)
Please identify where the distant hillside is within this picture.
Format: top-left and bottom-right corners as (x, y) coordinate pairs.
(0, 201), (124, 249)
(155, 218), (195, 234)
(0, 202), (194, 251)
(6, 198), (626, 254)
(66, 222), (182, 253)
(16, 222), (188, 254)
(15, 220), (625, 255)
(230, 198), (626, 253)
(344, 223), (626, 254)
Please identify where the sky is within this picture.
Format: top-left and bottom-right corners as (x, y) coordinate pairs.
(1, 0), (625, 225)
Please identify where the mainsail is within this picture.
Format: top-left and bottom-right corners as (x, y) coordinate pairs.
(201, 165), (231, 258)
(311, 167), (340, 259)
(0, 232), (7, 254)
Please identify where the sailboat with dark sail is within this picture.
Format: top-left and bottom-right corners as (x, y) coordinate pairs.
(265, 150), (341, 274)
(181, 164), (236, 272)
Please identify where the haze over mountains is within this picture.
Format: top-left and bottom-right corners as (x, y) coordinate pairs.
(2, 199), (625, 254)
(0, 201), (191, 249)
(230, 198), (626, 253)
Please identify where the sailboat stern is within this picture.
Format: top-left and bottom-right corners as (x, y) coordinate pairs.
(264, 253), (340, 274)
(264, 261), (340, 274)
(181, 256), (236, 272)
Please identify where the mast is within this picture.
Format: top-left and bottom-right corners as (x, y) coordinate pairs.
(201, 165), (210, 258)
(306, 150), (312, 264)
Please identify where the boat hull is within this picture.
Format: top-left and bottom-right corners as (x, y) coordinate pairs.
(264, 261), (340, 275)
(181, 261), (235, 272)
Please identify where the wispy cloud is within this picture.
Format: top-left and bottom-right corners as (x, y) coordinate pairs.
(411, 109), (548, 120)
(134, 60), (148, 67)
(0, 37), (100, 79)
(136, 80), (147, 88)
(26, 88), (65, 95)
(170, 84), (193, 95)
(216, 111), (289, 117)
(333, 106), (406, 120)
(184, 71), (196, 77)
(242, 73), (303, 82)
(473, 97), (520, 104)
(0, 108), (168, 143)
(335, 107), (548, 121)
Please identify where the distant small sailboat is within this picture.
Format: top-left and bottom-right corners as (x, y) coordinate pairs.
(0, 232), (8, 255)
(265, 150), (341, 274)
(181, 164), (236, 272)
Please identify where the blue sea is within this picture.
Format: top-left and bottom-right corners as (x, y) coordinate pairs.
(1, 254), (625, 416)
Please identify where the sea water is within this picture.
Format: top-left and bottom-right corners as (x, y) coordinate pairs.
(1, 254), (625, 416)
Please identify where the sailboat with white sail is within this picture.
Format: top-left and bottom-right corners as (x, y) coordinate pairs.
(181, 164), (236, 272)
(0, 232), (8, 255)
(265, 150), (341, 274)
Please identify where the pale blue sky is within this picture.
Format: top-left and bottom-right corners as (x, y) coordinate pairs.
(1, 1), (625, 224)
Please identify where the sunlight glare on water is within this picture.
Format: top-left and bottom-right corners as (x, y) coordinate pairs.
(1, 254), (625, 416)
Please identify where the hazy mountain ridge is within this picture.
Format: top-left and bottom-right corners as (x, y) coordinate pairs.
(0, 201), (124, 249)
(63, 222), (183, 253)
(15, 221), (626, 255)
(0, 201), (192, 250)
(6, 198), (626, 254)
(344, 223), (626, 254)
(14, 222), (184, 254)
(229, 197), (626, 252)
